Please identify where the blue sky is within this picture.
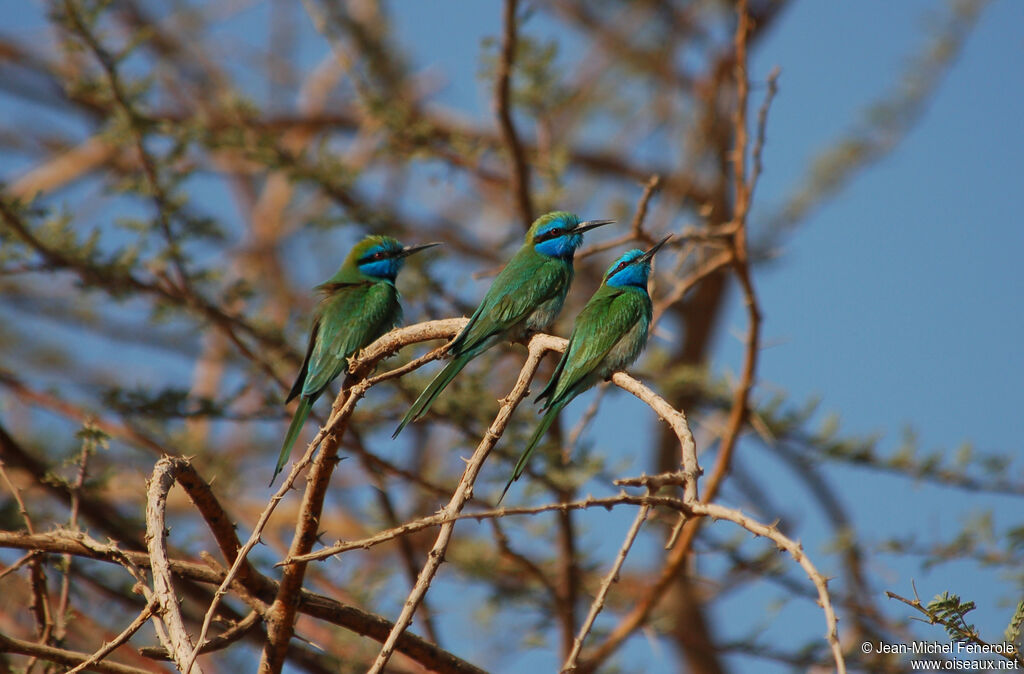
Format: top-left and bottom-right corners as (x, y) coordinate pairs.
(749, 0), (1024, 454)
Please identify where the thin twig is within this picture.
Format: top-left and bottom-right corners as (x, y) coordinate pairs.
(361, 445), (442, 645)
(64, 595), (158, 674)
(495, 0), (534, 228)
(55, 426), (98, 644)
(139, 611), (261, 660)
(750, 67), (781, 201)
(0, 630), (152, 674)
(561, 503), (650, 672)
(629, 175), (662, 234)
(0, 551), (36, 582)
(0, 460), (37, 535)
(651, 249), (732, 326)
(286, 494), (685, 564)
(579, 174), (661, 259)
(731, 0), (752, 219)
(0, 460), (53, 647)
(367, 333), (549, 673)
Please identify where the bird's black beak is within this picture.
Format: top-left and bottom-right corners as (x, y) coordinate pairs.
(637, 235), (672, 264)
(397, 242), (442, 258)
(572, 219), (615, 234)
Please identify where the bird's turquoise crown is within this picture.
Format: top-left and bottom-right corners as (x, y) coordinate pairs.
(605, 249), (652, 288)
(530, 211), (584, 259)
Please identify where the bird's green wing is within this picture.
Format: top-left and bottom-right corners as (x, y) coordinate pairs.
(286, 320), (319, 404)
(452, 250), (571, 356)
(539, 288), (646, 408)
(301, 282), (399, 398)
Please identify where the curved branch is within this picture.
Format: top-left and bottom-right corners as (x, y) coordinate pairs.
(146, 458), (205, 673)
(368, 331), (549, 672)
(693, 502), (845, 674)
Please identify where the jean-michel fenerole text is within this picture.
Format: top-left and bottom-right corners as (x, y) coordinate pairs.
(870, 641), (1017, 656)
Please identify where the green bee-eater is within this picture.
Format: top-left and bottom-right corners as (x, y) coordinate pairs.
(392, 212), (614, 438)
(500, 235), (671, 501)
(271, 236), (440, 486)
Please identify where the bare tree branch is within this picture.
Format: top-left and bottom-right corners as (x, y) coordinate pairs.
(65, 596), (158, 674)
(0, 630), (153, 674)
(146, 458), (205, 673)
(495, 0), (535, 228)
(561, 502), (650, 673)
(368, 332), (550, 672)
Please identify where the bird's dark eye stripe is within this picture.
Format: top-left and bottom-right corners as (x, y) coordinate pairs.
(534, 227), (567, 243)
(359, 250), (392, 264)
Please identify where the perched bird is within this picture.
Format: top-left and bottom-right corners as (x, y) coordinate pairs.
(271, 236), (440, 486)
(500, 235), (671, 501)
(393, 211), (613, 438)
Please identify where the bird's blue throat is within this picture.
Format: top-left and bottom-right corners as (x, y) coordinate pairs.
(358, 258), (403, 280)
(357, 242), (405, 280)
(534, 234), (583, 259)
(532, 216), (585, 259)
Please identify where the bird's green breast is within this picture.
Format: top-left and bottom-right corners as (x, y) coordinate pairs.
(544, 286), (651, 404)
(319, 281), (400, 331)
(302, 281), (400, 398)
(456, 246), (573, 350)
(601, 306), (650, 374)
(520, 250), (573, 331)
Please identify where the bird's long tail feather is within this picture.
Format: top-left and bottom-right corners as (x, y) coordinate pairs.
(271, 397), (312, 487)
(392, 353), (473, 438)
(498, 402), (563, 503)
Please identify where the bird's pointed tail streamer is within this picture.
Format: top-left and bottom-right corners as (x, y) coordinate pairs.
(392, 352), (473, 438)
(271, 397), (312, 486)
(498, 401), (564, 503)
